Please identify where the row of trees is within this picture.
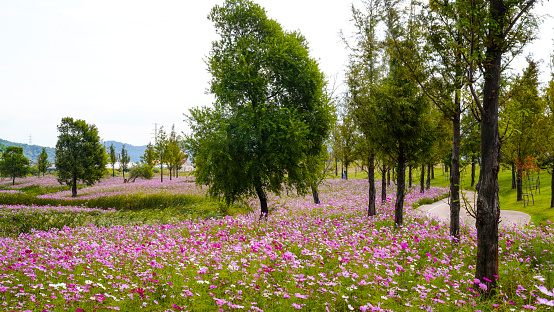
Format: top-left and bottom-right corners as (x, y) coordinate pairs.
(142, 125), (188, 183)
(336, 0), (549, 297)
(184, 0), (551, 298)
(0, 146), (50, 185)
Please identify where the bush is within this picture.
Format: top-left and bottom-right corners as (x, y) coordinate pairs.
(128, 164), (154, 182)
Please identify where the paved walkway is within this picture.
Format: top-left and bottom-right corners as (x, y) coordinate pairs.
(417, 191), (531, 228)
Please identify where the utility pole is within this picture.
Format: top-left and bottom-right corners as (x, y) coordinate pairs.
(29, 134), (32, 145)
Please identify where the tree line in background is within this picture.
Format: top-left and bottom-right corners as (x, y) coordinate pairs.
(1, 118), (189, 196)
(183, 0), (553, 298)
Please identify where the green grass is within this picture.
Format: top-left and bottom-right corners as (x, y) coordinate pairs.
(0, 200), (252, 237)
(430, 165), (554, 223)
(330, 161), (554, 223)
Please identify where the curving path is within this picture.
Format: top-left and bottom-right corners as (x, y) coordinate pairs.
(417, 191), (531, 228)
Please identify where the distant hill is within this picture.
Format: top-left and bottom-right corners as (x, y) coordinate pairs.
(0, 139), (146, 163)
(103, 141), (146, 163)
(0, 138), (55, 163)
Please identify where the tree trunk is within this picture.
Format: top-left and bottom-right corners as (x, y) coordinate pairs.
(551, 165), (554, 208)
(381, 164), (387, 203)
(475, 7), (503, 294)
(335, 157), (338, 177)
(71, 176), (77, 197)
(311, 184), (320, 205)
(368, 154), (376, 216)
(112, 167), (115, 178)
(160, 157), (164, 183)
(516, 168), (523, 201)
(451, 112), (461, 241)
(471, 161), (476, 187)
(12, 176), (15, 186)
(431, 166), (435, 179)
(387, 169), (391, 186)
(345, 164), (349, 180)
(426, 164), (431, 190)
(409, 166), (412, 188)
(511, 163), (516, 189)
(255, 184), (268, 218)
(420, 165), (425, 193)
(395, 152), (406, 228)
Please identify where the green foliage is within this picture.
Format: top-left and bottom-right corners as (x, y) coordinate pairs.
(54, 117), (107, 197)
(141, 142), (157, 167)
(128, 163), (154, 182)
(0, 146), (30, 185)
(108, 143), (117, 177)
(501, 59), (546, 165)
(332, 113), (357, 179)
(119, 144), (131, 178)
(186, 0), (333, 212)
(154, 127), (168, 182)
(0, 196), (247, 237)
(37, 147), (50, 177)
(166, 125), (185, 179)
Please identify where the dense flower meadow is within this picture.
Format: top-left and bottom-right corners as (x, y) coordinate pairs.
(0, 178), (553, 311)
(0, 176), (62, 189)
(36, 176), (201, 200)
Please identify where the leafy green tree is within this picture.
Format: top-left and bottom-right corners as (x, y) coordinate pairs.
(108, 143), (117, 177)
(141, 142), (156, 168)
(186, 0), (332, 217)
(37, 147), (50, 177)
(500, 60), (545, 201)
(460, 111), (481, 187)
(333, 113), (358, 180)
(55, 117), (106, 197)
(541, 56), (554, 208)
(366, 3), (432, 228)
(166, 125), (183, 180)
(0, 146), (30, 185)
(154, 127), (168, 183)
(344, 0), (381, 215)
(128, 163), (154, 182)
(464, 0), (539, 295)
(119, 144), (130, 179)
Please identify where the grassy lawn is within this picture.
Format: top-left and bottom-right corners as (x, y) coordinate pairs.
(330, 161), (554, 223)
(430, 165), (554, 223)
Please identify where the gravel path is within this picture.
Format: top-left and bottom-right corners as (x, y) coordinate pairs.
(417, 190), (531, 228)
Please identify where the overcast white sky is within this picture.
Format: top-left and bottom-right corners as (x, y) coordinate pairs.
(1, 1), (553, 148)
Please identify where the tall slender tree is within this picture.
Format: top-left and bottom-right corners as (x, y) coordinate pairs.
(154, 127), (168, 183)
(119, 144), (130, 179)
(108, 143), (117, 177)
(37, 147), (50, 177)
(344, 0), (382, 216)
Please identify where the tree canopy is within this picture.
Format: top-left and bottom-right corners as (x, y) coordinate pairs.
(55, 117), (106, 197)
(0, 146), (29, 185)
(186, 0), (333, 216)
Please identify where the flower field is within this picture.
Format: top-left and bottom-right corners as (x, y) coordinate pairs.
(0, 178), (553, 311)
(36, 176), (201, 200)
